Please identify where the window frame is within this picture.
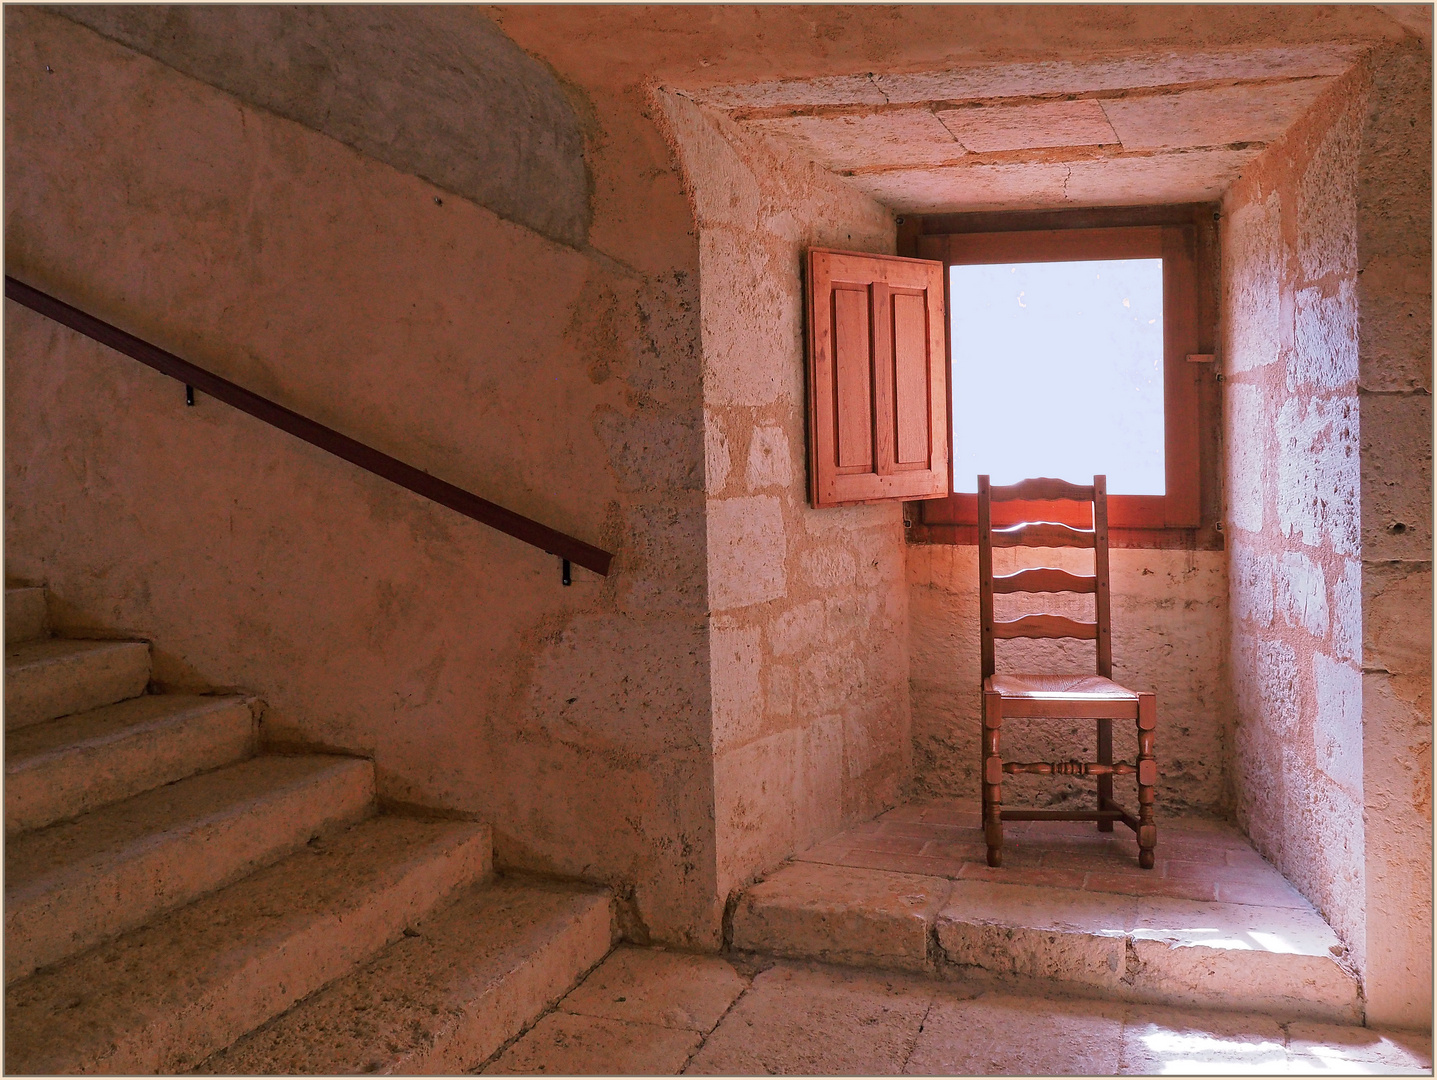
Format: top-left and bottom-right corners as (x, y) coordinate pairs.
(900, 204), (1222, 551)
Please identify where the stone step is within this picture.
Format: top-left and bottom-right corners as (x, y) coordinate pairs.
(5, 754), (374, 983)
(195, 875), (614, 1075)
(4, 816), (493, 1075)
(5, 586), (48, 644)
(6, 694), (259, 833)
(732, 862), (1363, 1024)
(5, 638), (151, 731)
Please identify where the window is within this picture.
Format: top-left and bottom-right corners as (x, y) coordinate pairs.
(902, 205), (1220, 549)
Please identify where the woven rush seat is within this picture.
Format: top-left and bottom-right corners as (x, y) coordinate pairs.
(986, 674), (1139, 701)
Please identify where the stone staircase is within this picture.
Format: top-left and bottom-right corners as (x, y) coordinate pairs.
(4, 585), (615, 1074)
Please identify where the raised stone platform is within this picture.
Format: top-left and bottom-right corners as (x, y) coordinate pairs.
(731, 799), (1363, 1025)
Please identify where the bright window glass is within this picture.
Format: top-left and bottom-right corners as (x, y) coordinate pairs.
(949, 258), (1165, 495)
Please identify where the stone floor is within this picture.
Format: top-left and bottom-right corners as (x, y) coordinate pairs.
(480, 945), (1433, 1075)
(795, 798), (1309, 909)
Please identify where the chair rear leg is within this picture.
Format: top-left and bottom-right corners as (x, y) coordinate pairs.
(983, 691), (1003, 867)
(1097, 717), (1114, 832)
(1137, 693), (1157, 869)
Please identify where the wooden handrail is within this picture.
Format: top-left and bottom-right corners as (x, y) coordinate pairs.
(5, 276), (613, 577)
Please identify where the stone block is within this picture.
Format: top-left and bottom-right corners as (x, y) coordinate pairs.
(1224, 191), (1282, 374)
(559, 945), (747, 1033)
(1291, 280), (1358, 392)
(683, 962), (930, 1075)
(1331, 559), (1363, 663)
(1363, 561), (1433, 677)
(745, 109), (964, 172)
(615, 500), (707, 615)
(1104, 79), (1334, 151)
(485, 1010), (701, 1075)
(732, 862), (949, 972)
(906, 991), (1123, 1076)
(526, 614), (709, 756)
(592, 407), (703, 494)
(1297, 91), (1359, 281)
(744, 424), (793, 491)
(5, 638), (152, 732)
(1276, 550), (1330, 637)
(1230, 545), (1274, 627)
(704, 411), (732, 494)
(1312, 653), (1363, 795)
(935, 881), (1133, 990)
(1357, 254), (1432, 393)
(1125, 895), (1362, 1023)
(1359, 392), (1433, 561)
(1225, 383), (1267, 533)
(709, 621), (764, 755)
(766, 599), (824, 657)
(936, 99), (1117, 152)
(707, 496), (787, 611)
(1276, 395), (1360, 555)
(5, 694), (258, 834)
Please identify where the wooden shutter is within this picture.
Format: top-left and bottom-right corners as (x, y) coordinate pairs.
(805, 248), (949, 508)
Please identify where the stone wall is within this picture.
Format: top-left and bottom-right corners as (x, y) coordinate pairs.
(4, 7), (719, 947)
(1353, 44), (1432, 1031)
(1222, 61), (1370, 985)
(653, 91), (910, 899)
(1223, 44), (1434, 1028)
(909, 546), (1231, 815)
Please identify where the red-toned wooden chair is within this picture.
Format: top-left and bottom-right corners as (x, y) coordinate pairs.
(978, 475), (1157, 869)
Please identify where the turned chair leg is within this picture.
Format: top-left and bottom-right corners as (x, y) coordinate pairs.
(1096, 717), (1114, 832)
(1137, 693), (1157, 869)
(983, 690), (1003, 867)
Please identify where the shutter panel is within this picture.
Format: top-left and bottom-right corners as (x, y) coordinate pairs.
(806, 249), (949, 508)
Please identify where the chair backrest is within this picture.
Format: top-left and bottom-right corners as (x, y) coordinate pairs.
(977, 475), (1112, 681)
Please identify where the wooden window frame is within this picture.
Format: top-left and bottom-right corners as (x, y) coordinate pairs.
(900, 204), (1222, 551)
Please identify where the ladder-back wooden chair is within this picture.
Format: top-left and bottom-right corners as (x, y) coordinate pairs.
(978, 475), (1157, 869)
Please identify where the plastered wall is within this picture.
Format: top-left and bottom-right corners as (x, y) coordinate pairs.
(909, 545), (1231, 815)
(4, 7), (721, 946)
(653, 91), (911, 899)
(1223, 44), (1432, 1028)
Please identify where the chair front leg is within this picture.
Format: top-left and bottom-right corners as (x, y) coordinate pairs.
(1137, 693), (1157, 869)
(983, 690), (1003, 867)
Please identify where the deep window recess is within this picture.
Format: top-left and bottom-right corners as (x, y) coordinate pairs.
(900, 205), (1221, 550)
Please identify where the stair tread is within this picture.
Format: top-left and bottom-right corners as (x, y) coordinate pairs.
(196, 875), (613, 1075)
(6, 754), (368, 893)
(6, 693), (253, 766)
(5, 636), (147, 666)
(5, 816), (493, 1075)
(5, 637), (152, 731)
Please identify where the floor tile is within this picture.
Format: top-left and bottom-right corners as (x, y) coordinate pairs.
(906, 990), (1124, 1075)
(559, 946), (747, 1033)
(684, 963), (931, 1076)
(483, 1012), (701, 1075)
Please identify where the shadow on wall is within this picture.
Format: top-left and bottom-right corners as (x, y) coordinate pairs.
(57, 5), (593, 247)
